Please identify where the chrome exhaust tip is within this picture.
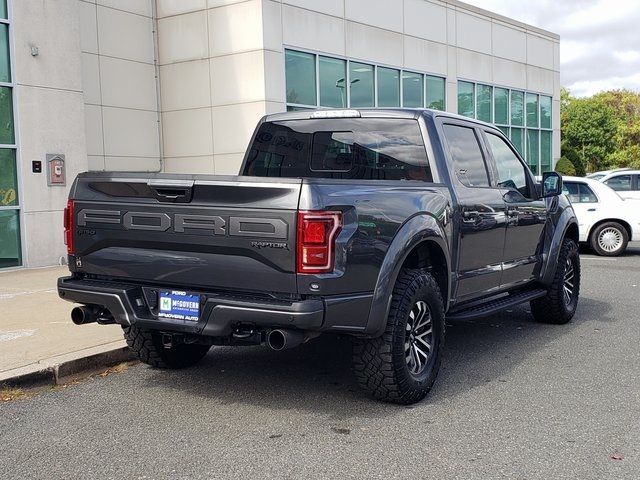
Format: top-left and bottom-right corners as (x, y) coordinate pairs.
(266, 329), (305, 351)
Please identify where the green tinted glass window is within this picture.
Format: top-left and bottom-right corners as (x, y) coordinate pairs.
(0, 148), (17, 206)
(286, 105), (313, 112)
(426, 76), (445, 110)
(476, 84), (492, 122)
(349, 62), (374, 107)
(0, 1), (6, 20)
(526, 129), (539, 174)
(541, 130), (552, 172)
(285, 50), (316, 106)
(540, 96), (552, 129)
(377, 67), (400, 107)
(494, 88), (509, 125)
(458, 81), (474, 117)
(0, 23), (9, 83)
(0, 87), (14, 144)
(319, 56), (346, 108)
(402, 72), (423, 108)
(526, 93), (539, 128)
(0, 209), (20, 268)
(498, 126), (509, 137)
(510, 127), (524, 157)
(510, 91), (524, 126)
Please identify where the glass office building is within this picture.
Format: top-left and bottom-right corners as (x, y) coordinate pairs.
(0, 0), (18, 268)
(3, 0), (560, 269)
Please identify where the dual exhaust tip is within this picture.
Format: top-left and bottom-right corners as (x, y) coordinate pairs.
(72, 306), (305, 352)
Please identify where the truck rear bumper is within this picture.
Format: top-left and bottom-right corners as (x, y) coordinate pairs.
(57, 277), (372, 336)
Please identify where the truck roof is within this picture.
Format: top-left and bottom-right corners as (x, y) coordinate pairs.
(263, 108), (499, 130)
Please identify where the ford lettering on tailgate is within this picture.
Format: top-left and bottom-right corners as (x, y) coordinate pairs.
(75, 209), (288, 238)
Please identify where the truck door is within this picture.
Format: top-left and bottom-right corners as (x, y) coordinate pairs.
(482, 130), (547, 287)
(441, 123), (507, 300)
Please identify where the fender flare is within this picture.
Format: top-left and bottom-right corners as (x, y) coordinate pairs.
(363, 214), (451, 338)
(539, 207), (579, 286)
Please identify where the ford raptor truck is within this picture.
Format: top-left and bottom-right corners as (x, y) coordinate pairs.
(58, 109), (580, 404)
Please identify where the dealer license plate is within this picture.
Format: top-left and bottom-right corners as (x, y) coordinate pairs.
(158, 290), (200, 322)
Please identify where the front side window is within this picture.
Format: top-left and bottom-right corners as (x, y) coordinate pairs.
(485, 132), (530, 199)
(443, 124), (489, 187)
(604, 175), (632, 191)
(563, 182), (598, 203)
(244, 118), (432, 181)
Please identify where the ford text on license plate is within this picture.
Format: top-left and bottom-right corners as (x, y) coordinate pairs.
(158, 290), (200, 321)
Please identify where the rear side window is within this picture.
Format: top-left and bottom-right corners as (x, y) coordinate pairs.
(604, 175), (632, 191)
(443, 124), (489, 187)
(243, 118), (432, 181)
(562, 182), (598, 203)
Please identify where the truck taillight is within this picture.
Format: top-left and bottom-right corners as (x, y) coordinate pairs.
(296, 211), (342, 274)
(63, 199), (75, 255)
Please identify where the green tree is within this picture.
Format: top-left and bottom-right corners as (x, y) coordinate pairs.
(560, 143), (586, 176)
(561, 88), (640, 173)
(561, 96), (617, 172)
(554, 157), (576, 176)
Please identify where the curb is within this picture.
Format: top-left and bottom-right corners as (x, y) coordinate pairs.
(0, 343), (135, 388)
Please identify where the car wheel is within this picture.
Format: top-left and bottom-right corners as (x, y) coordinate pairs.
(352, 269), (445, 404)
(589, 222), (628, 256)
(530, 238), (580, 324)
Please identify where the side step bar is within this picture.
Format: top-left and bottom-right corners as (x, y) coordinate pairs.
(447, 288), (547, 321)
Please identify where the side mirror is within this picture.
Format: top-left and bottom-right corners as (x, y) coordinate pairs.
(542, 171), (563, 198)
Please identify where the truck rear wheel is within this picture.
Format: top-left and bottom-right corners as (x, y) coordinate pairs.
(530, 238), (580, 324)
(123, 325), (211, 369)
(353, 269), (445, 404)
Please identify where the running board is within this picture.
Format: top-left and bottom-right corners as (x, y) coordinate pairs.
(447, 288), (547, 321)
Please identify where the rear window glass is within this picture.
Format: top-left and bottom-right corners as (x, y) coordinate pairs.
(243, 118), (432, 181)
(563, 182), (598, 203)
(443, 124), (490, 187)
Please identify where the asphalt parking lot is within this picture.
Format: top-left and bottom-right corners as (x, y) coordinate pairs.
(1, 247), (639, 480)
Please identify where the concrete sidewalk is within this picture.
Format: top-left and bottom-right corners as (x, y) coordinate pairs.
(0, 266), (129, 384)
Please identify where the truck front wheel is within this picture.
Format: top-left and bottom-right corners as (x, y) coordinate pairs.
(353, 269), (445, 404)
(123, 325), (211, 369)
(530, 238), (580, 324)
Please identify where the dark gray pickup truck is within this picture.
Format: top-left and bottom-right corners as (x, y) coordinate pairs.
(58, 109), (580, 404)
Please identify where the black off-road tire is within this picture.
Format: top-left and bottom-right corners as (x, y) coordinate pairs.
(530, 238), (580, 324)
(123, 325), (211, 369)
(353, 269), (445, 405)
(589, 221), (628, 256)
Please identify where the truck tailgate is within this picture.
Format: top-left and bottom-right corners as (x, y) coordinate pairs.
(69, 173), (301, 294)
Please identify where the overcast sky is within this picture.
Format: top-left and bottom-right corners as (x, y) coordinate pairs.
(463, 0), (640, 97)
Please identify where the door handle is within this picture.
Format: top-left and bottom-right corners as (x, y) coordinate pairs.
(462, 210), (480, 222)
(587, 208), (596, 212)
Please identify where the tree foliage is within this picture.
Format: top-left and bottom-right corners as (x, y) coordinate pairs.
(555, 157), (576, 176)
(561, 89), (640, 174)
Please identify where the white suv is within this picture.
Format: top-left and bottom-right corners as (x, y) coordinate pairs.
(597, 170), (640, 200)
(562, 176), (640, 256)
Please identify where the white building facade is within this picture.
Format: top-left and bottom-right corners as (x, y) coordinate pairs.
(1, 0), (560, 269)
